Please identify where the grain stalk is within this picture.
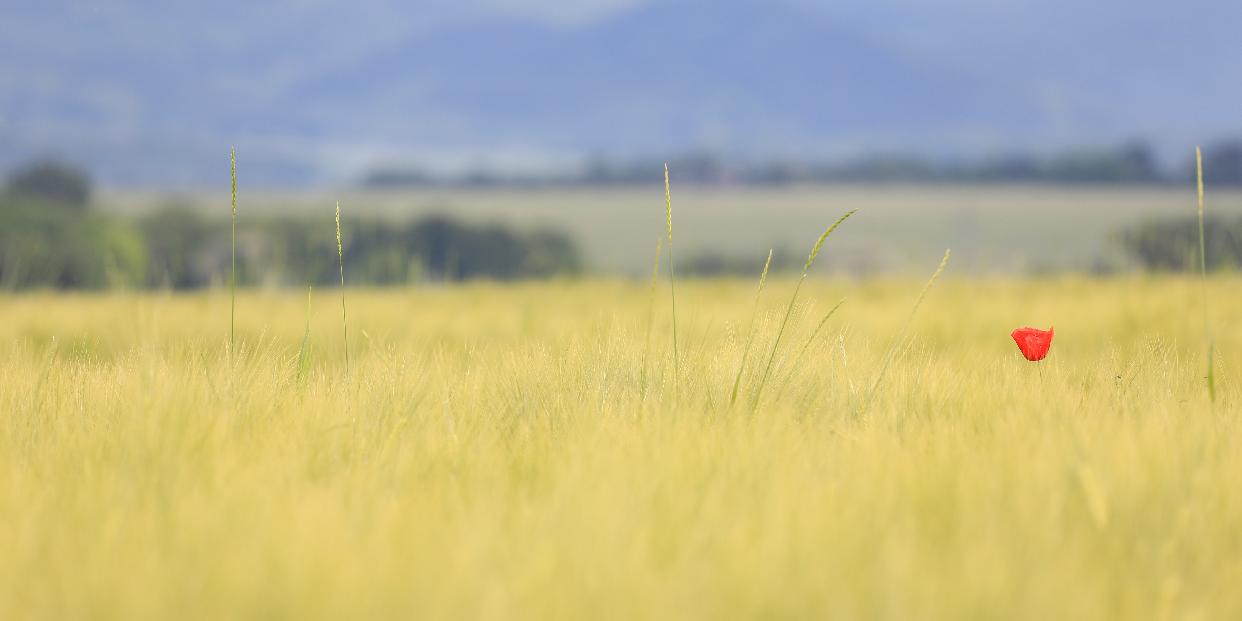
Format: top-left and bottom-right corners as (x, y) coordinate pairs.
(297, 285), (313, 382)
(640, 237), (663, 400)
(336, 202), (349, 371)
(772, 296), (848, 400)
(751, 210), (857, 411)
(861, 248), (951, 414)
(1196, 147), (1216, 402)
(791, 297), (848, 365)
(229, 147), (237, 358)
(664, 163), (679, 395)
(729, 249), (773, 407)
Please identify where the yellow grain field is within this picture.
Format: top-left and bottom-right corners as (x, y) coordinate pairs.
(1, 277), (1239, 619)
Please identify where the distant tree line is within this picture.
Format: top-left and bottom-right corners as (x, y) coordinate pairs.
(679, 247), (800, 277)
(0, 161), (582, 290)
(1117, 216), (1242, 272)
(362, 141), (1242, 188)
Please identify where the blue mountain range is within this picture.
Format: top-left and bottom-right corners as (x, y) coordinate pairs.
(1, 0), (1237, 185)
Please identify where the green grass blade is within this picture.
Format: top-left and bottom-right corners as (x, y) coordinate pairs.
(229, 147), (237, 357)
(861, 248), (951, 415)
(730, 249), (773, 407)
(769, 297), (847, 405)
(665, 163), (679, 398)
(640, 237), (663, 401)
(297, 285), (313, 382)
(751, 209), (857, 411)
(336, 201), (349, 372)
(1196, 147), (1216, 402)
(791, 297), (848, 368)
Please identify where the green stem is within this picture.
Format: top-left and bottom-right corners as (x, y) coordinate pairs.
(861, 249), (951, 415)
(229, 147), (237, 358)
(731, 249), (773, 407)
(752, 210), (856, 411)
(640, 238), (663, 402)
(664, 164), (678, 399)
(336, 201), (349, 372)
(1196, 147), (1215, 402)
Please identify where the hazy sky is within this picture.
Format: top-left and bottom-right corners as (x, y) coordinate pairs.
(2, 0), (1238, 185)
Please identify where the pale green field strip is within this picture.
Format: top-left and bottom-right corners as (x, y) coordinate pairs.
(100, 184), (1242, 274)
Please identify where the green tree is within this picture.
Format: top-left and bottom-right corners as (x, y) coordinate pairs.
(4, 160), (92, 208)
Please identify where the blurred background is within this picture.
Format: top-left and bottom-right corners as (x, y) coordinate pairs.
(3, 0), (1242, 288)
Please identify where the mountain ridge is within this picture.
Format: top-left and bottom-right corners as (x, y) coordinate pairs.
(1, 0), (1237, 186)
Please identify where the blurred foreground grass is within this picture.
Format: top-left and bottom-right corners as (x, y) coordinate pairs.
(1, 277), (1240, 619)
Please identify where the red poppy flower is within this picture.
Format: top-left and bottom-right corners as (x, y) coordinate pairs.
(1011, 326), (1054, 361)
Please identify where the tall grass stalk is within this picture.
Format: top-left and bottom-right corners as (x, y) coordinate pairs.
(1196, 147), (1216, 402)
(664, 163), (679, 394)
(297, 286), (313, 382)
(782, 296), (848, 387)
(640, 238), (663, 400)
(861, 248), (951, 414)
(336, 201), (349, 371)
(729, 249), (773, 407)
(751, 209), (857, 410)
(229, 147), (237, 357)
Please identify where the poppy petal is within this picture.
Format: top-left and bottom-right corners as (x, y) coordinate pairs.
(1011, 326), (1054, 361)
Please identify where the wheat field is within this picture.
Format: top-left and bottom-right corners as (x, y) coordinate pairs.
(1, 275), (1239, 619)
